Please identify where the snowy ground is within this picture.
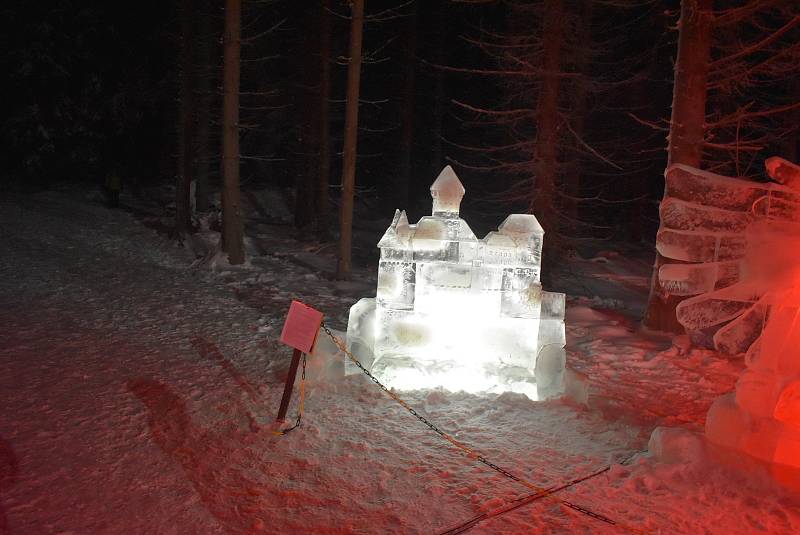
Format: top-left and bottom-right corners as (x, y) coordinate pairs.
(1, 189), (799, 534)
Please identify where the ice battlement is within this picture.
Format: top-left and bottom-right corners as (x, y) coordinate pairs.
(346, 166), (566, 400)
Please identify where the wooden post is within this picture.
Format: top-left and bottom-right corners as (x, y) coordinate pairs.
(276, 301), (323, 424)
(276, 348), (303, 422)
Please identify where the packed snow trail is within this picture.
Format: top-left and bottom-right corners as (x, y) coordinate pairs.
(0, 190), (798, 534)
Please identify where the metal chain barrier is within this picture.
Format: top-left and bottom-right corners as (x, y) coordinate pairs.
(272, 352), (307, 436)
(439, 451), (643, 535)
(320, 322), (647, 534)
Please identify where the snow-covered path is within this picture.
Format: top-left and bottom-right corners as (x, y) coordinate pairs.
(1, 192), (798, 534)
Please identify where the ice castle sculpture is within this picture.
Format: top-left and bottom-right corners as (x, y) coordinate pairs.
(345, 167), (566, 400)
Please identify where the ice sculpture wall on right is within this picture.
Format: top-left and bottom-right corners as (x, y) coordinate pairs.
(703, 157), (800, 472)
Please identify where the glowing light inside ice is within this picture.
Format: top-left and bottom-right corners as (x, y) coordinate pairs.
(346, 166), (566, 400)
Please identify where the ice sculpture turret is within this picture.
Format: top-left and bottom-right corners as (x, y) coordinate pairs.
(345, 166), (566, 400)
(430, 165), (465, 218)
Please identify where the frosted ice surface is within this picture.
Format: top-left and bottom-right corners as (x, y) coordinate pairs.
(712, 303), (767, 355)
(658, 259), (742, 297)
(537, 318), (565, 355)
(660, 198), (751, 233)
(411, 217), (448, 251)
(659, 263), (718, 296)
(755, 303), (800, 376)
(498, 214), (544, 266)
(744, 335), (762, 368)
(484, 231), (517, 249)
(734, 369), (781, 418)
(345, 298), (377, 375)
(430, 165), (465, 217)
(656, 229), (745, 263)
(705, 393), (748, 450)
(774, 381), (800, 425)
(662, 161), (800, 359)
(378, 210), (405, 249)
(708, 298), (800, 469)
(661, 163), (800, 356)
(500, 274), (542, 319)
(665, 164), (800, 222)
(540, 291), (565, 319)
(454, 219), (478, 241)
(676, 282), (762, 331)
(498, 213), (544, 237)
(533, 344), (566, 399)
(666, 164), (774, 211)
(396, 210), (410, 237)
(768, 198), (800, 222)
(766, 156), (800, 188)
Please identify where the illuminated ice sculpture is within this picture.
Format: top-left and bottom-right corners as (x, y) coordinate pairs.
(345, 166), (566, 400)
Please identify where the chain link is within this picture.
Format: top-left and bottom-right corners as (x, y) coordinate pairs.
(321, 322), (646, 534)
(439, 456), (634, 535)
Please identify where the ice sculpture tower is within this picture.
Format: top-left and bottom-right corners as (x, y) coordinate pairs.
(346, 166), (566, 400)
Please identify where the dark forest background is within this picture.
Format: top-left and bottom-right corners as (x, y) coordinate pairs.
(2, 0), (797, 245)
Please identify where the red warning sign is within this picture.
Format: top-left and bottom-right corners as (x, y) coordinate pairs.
(280, 301), (324, 353)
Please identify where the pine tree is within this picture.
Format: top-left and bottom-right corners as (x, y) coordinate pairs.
(194, 0), (216, 214)
(317, 0), (333, 239)
(643, 0), (713, 332)
(644, 0), (800, 332)
(336, 0), (365, 280)
(396, 0), (418, 210)
(221, 0), (245, 265)
(176, 0), (195, 237)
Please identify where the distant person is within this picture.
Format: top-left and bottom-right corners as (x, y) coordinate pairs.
(105, 171), (122, 208)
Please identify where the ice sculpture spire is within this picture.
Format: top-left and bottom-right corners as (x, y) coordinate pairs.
(377, 209), (411, 249)
(430, 165), (465, 218)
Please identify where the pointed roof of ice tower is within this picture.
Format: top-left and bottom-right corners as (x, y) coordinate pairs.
(430, 165), (465, 217)
(498, 213), (544, 237)
(378, 209), (412, 249)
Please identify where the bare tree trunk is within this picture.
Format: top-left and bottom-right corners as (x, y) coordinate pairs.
(784, 77), (799, 163)
(397, 0), (418, 209)
(195, 94), (211, 213)
(316, 0), (332, 239)
(643, 0), (712, 331)
(195, 0), (213, 213)
(534, 0), (563, 244)
(666, 0), (712, 168)
(335, 0), (365, 280)
(295, 7), (319, 231)
(430, 0), (446, 181)
(564, 0), (592, 234)
(221, 0), (244, 265)
(176, 0), (194, 236)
